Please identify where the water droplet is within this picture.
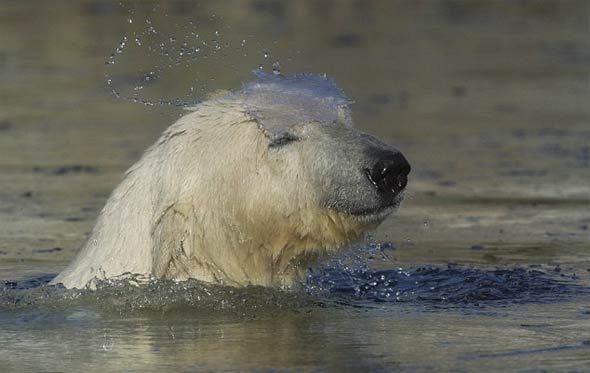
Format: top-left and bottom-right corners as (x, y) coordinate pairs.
(423, 220), (429, 228)
(240, 39), (246, 47)
(272, 61), (281, 75)
(127, 18), (133, 24)
(214, 30), (220, 36)
(134, 37), (141, 46)
(143, 71), (157, 82)
(263, 51), (268, 58)
(115, 38), (127, 54)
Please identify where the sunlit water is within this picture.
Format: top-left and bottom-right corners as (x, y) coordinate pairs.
(1, 0), (590, 371)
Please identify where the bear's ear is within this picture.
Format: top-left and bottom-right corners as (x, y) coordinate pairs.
(240, 71), (353, 140)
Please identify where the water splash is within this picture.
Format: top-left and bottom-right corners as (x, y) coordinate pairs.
(0, 276), (315, 315)
(305, 241), (585, 307)
(103, 21), (202, 107)
(103, 11), (278, 109)
(0, 262), (585, 315)
(104, 29), (202, 108)
(306, 265), (583, 306)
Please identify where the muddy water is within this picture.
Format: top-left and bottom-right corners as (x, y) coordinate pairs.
(1, 0), (590, 371)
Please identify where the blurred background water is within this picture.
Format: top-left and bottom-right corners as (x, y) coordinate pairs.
(1, 0), (590, 371)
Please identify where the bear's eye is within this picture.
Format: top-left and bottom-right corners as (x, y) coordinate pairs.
(268, 133), (300, 148)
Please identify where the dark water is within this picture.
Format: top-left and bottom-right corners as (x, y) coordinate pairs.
(310, 265), (585, 306)
(1, 0), (590, 371)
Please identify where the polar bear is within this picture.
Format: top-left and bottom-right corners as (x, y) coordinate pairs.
(51, 72), (410, 289)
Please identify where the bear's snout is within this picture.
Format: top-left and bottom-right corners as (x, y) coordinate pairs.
(365, 151), (411, 199)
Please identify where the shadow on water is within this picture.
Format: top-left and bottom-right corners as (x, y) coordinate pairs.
(1, 261), (586, 315)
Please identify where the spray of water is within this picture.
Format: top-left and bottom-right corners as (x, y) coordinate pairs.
(103, 11), (278, 109)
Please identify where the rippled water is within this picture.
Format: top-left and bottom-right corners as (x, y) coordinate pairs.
(2, 0), (590, 371)
(1, 263), (585, 313)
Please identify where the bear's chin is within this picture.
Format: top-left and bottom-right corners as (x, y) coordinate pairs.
(347, 205), (396, 226)
(344, 192), (405, 225)
(347, 193), (404, 229)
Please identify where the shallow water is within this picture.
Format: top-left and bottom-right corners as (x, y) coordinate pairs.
(1, 0), (590, 371)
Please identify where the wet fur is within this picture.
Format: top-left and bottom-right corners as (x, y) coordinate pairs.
(52, 98), (379, 289)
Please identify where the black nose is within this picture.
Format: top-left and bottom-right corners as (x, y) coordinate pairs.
(366, 152), (411, 196)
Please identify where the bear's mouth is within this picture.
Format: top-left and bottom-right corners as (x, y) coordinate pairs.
(348, 192), (405, 223)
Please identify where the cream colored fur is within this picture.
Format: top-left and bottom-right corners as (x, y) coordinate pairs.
(52, 97), (379, 289)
